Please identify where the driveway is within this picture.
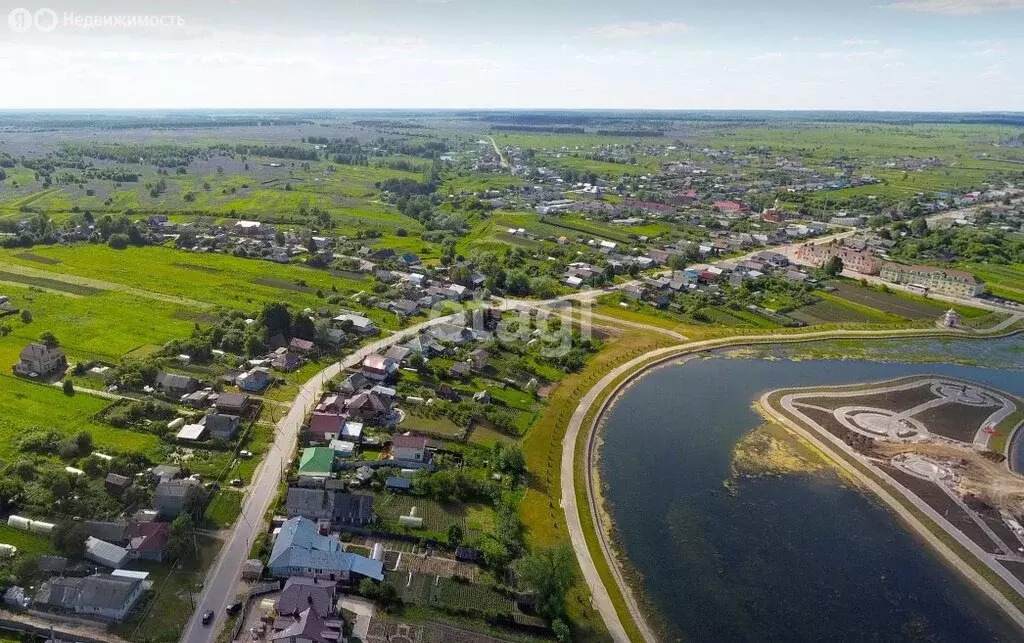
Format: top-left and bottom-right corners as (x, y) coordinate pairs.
(181, 312), (463, 643)
(339, 596), (375, 639)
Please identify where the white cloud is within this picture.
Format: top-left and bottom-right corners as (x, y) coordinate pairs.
(882, 0), (1024, 15)
(816, 48), (904, 61)
(751, 51), (786, 61)
(574, 49), (648, 65)
(981, 64), (1005, 78)
(841, 39), (881, 46)
(957, 39), (1008, 55)
(590, 21), (688, 38)
(333, 33), (426, 52)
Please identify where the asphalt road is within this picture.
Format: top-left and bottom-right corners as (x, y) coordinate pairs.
(181, 313), (462, 643)
(561, 318), (1023, 643)
(182, 205), (1015, 642)
(768, 388), (1024, 631)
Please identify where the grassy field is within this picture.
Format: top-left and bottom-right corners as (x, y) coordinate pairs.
(827, 281), (983, 320)
(443, 172), (526, 193)
(0, 523), (58, 555)
(0, 283), (199, 366)
(520, 329), (673, 642)
(961, 263), (1024, 303)
(401, 411), (465, 439)
(790, 292), (905, 325)
(389, 570), (516, 615)
(361, 491), (492, 535)
(0, 374), (161, 461)
(0, 244), (380, 314)
(0, 156), (427, 227)
(206, 489), (244, 528)
(468, 422), (516, 447)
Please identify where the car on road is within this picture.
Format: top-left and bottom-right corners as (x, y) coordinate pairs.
(227, 602), (243, 615)
(202, 610), (215, 625)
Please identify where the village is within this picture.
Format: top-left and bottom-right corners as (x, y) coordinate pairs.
(0, 110), (1021, 643)
(0, 276), (589, 643)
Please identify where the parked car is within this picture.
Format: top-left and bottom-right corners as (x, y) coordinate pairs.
(230, 478), (244, 487)
(227, 602), (243, 615)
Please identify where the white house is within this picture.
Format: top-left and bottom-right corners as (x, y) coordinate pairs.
(392, 434), (428, 462)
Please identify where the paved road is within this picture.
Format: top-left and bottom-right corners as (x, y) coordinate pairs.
(561, 320), (1024, 643)
(182, 313), (462, 643)
(561, 343), (688, 643)
(182, 206), (1017, 642)
(769, 390), (1024, 630)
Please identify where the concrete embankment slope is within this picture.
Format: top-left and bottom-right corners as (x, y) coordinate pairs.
(564, 324), (1023, 642)
(760, 389), (1024, 632)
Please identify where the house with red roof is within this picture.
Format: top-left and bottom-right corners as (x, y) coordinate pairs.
(361, 354), (395, 381)
(392, 434), (429, 462)
(289, 337), (317, 355)
(713, 201), (751, 216)
(667, 189), (700, 206)
(309, 413), (344, 441)
(128, 522), (170, 562)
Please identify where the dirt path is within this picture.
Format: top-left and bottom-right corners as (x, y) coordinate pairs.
(51, 381), (124, 400)
(564, 323), (1023, 642)
(0, 261), (214, 309)
(767, 391), (1024, 631)
(488, 136), (509, 168)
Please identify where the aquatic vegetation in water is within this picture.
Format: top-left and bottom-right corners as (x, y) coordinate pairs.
(728, 424), (825, 484)
(714, 336), (1024, 370)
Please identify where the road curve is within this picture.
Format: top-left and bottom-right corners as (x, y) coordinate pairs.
(764, 389), (1024, 630)
(184, 282), (1019, 641)
(562, 322), (1024, 643)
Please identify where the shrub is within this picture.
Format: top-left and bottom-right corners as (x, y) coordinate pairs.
(18, 429), (63, 455)
(108, 233), (130, 249)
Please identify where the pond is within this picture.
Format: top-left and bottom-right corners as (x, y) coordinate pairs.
(600, 334), (1024, 642)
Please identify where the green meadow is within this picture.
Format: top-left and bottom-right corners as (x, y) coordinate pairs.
(0, 244), (376, 311)
(0, 284), (198, 366)
(0, 158), (427, 220)
(960, 263), (1024, 302)
(0, 373), (161, 460)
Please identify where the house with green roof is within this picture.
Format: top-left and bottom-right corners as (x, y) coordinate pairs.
(299, 447), (336, 478)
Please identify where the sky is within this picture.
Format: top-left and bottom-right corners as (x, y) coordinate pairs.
(0, 0), (1022, 111)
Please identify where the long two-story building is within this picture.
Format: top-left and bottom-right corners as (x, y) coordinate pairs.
(795, 243), (881, 275)
(879, 263), (985, 298)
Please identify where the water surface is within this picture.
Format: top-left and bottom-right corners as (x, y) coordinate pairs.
(601, 335), (1024, 642)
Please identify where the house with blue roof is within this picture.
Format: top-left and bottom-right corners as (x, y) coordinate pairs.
(269, 517), (383, 582)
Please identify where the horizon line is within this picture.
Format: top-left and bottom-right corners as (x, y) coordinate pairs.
(0, 107), (1023, 114)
